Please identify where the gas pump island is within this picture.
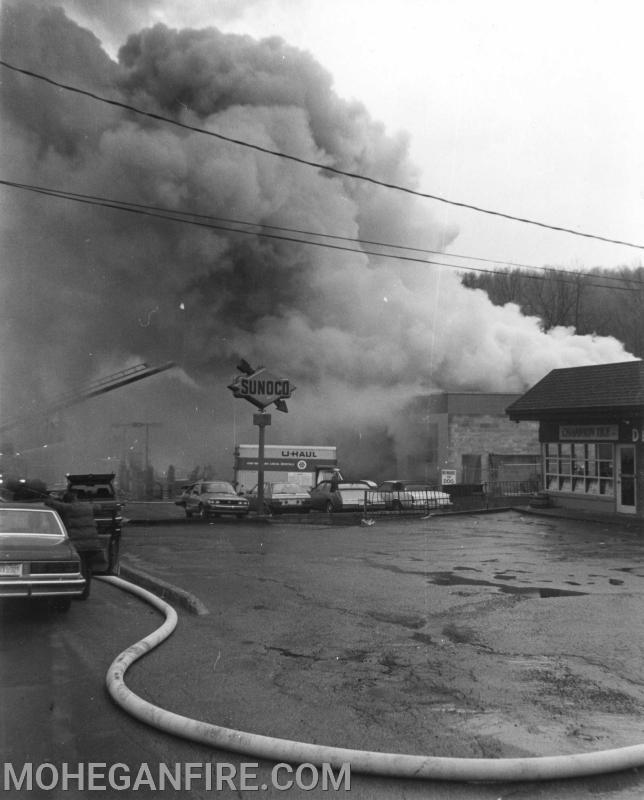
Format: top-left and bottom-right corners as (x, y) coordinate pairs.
(227, 360), (295, 516)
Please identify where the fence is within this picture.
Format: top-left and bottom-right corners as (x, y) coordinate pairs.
(362, 478), (541, 516)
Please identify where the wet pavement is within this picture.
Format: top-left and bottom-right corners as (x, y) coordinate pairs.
(115, 508), (644, 797)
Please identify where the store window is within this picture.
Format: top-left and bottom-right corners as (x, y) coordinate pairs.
(544, 442), (614, 495)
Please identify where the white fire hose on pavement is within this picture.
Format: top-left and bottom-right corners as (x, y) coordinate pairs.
(100, 575), (644, 783)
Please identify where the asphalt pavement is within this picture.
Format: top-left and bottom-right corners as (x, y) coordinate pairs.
(108, 505), (644, 799)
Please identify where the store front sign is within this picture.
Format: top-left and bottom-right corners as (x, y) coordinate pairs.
(559, 425), (618, 441)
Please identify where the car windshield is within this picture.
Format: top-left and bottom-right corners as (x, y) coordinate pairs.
(272, 483), (303, 494)
(202, 482), (235, 494)
(68, 484), (114, 499)
(0, 509), (64, 535)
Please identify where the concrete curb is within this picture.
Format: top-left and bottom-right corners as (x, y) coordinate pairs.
(118, 562), (210, 616)
(514, 505), (644, 530)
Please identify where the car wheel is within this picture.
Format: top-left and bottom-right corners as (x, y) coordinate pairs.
(185, 508), (193, 518)
(198, 504), (208, 520)
(325, 501), (334, 513)
(79, 558), (92, 600)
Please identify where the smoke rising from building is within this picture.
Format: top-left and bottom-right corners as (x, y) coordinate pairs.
(0, 3), (634, 479)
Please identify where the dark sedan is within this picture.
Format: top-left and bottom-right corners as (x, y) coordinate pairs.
(0, 503), (86, 611)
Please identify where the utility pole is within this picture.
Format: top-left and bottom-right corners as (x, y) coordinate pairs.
(112, 422), (162, 500)
(111, 421), (162, 470)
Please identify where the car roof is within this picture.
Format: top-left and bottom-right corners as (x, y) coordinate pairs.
(67, 473), (115, 482)
(380, 479), (427, 484)
(0, 502), (54, 511)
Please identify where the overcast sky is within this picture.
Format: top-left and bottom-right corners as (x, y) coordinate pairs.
(67, 0), (644, 272)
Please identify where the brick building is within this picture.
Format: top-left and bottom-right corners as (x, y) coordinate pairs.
(398, 393), (540, 488)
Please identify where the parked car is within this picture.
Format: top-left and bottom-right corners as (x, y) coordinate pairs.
(0, 503), (86, 611)
(176, 480), (250, 519)
(376, 480), (453, 511)
(309, 480), (386, 513)
(247, 482), (312, 515)
(64, 473), (123, 574)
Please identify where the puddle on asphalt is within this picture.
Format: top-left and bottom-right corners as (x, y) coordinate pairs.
(265, 645), (313, 660)
(368, 610), (426, 629)
(427, 571), (588, 597)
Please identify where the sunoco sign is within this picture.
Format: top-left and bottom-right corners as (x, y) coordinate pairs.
(228, 368), (294, 410)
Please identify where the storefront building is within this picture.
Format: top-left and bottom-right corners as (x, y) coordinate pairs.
(507, 361), (644, 517)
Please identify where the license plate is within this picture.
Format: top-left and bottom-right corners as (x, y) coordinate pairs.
(0, 563), (23, 577)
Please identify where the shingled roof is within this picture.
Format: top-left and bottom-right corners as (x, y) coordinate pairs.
(506, 360), (644, 421)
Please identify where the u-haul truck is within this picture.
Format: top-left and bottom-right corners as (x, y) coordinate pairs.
(233, 444), (338, 492)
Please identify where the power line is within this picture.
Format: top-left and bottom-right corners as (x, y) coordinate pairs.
(4, 177), (643, 290)
(0, 180), (608, 277)
(0, 178), (562, 271)
(2, 178), (642, 294)
(2, 58), (643, 253)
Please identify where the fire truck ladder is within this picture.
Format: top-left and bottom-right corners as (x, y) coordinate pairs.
(0, 361), (176, 434)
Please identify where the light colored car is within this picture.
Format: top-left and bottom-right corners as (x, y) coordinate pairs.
(309, 480), (387, 513)
(247, 483), (312, 515)
(377, 480), (453, 511)
(0, 503), (85, 611)
(177, 480), (250, 519)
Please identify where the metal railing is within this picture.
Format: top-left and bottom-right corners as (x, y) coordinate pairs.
(361, 479), (541, 515)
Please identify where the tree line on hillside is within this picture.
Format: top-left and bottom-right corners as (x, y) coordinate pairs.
(461, 266), (644, 358)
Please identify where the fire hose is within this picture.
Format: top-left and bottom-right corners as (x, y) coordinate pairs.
(100, 574), (644, 782)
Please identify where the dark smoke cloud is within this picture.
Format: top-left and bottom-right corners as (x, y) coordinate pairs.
(0, 3), (633, 478)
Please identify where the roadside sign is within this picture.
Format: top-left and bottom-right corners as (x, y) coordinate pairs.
(228, 368), (294, 411)
(441, 469), (457, 485)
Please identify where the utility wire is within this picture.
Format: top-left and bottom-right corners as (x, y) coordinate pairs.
(2, 178), (641, 293)
(4, 178), (642, 291)
(2, 58), (643, 253)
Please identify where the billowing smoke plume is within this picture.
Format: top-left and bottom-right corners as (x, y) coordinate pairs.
(0, 3), (634, 479)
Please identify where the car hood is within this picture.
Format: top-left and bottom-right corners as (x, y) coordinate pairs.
(202, 492), (247, 499)
(0, 535), (78, 559)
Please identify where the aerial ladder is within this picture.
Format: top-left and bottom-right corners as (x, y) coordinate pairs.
(0, 361), (176, 437)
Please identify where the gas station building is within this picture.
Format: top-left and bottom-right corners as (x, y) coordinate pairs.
(507, 360), (643, 518)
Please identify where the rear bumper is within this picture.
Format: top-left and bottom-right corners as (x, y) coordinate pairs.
(206, 506), (249, 515)
(0, 577), (86, 598)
